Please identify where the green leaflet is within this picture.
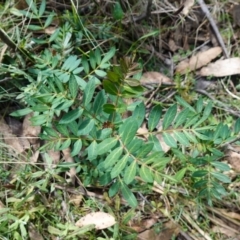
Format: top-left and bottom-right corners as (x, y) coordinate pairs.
(55, 124), (69, 136)
(43, 127), (59, 138)
(123, 161), (137, 184)
(93, 90), (107, 115)
(136, 143), (154, 158)
(132, 102), (145, 128)
(87, 141), (98, 161)
(175, 96), (196, 113)
(111, 155), (129, 179)
(211, 172), (231, 183)
(210, 161), (230, 171)
(69, 75), (78, 99)
(71, 139), (82, 157)
(162, 104), (177, 130)
(174, 108), (190, 128)
(196, 97), (203, 113)
(162, 132), (177, 148)
(77, 119), (95, 135)
(139, 166), (153, 183)
(58, 138), (71, 150)
(148, 104), (162, 131)
(104, 147), (123, 169)
(174, 168), (187, 181)
(126, 138), (144, 155)
(109, 181), (120, 197)
(234, 118), (240, 134)
(119, 118), (138, 145)
(100, 47), (116, 66)
(173, 131), (190, 146)
(121, 183), (138, 207)
(83, 78), (96, 106)
(10, 108), (32, 117)
(59, 108), (83, 124)
(98, 138), (119, 155)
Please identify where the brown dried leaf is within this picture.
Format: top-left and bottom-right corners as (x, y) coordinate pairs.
(182, 0), (195, 15)
(28, 223), (44, 240)
(176, 47), (222, 74)
(62, 148), (76, 184)
(75, 212), (116, 230)
(141, 71), (173, 85)
(137, 220), (180, 240)
(44, 26), (57, 35)
(225, 150), (240, 172)
(0, 118), (28, 154)
(200, 57), (240, 77)
(212, 226), (238, 238)
(168, 39), (178, 52)
(69, 194), (83, 206)
(22, 113), (41, 145)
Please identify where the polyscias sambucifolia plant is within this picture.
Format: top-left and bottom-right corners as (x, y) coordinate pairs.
(6, 0), (238, 209)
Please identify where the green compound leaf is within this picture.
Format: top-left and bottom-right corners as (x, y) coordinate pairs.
(83, 77), (96, 106)
(59, 108), (83, 124)
(111, 155), (129, 179)
(148, 104), (162, 131)
(139, 166), (154, 183)
(121, 183), (138, 207)
(104, 147), (123, 169)
(71, 139), (82, 157)
(162, 104), (177, 130)
(124, 161), (137, 184)
(98, 138), (118, 155)
(119, 118), (138, 145)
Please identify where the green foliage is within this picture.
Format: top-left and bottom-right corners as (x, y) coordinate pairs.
(3, 0), (238, 221)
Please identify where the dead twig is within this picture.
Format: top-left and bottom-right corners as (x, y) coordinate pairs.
(197, 0), (229, 58)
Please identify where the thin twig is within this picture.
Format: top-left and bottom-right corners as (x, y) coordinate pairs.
(197, 0), (229, 58)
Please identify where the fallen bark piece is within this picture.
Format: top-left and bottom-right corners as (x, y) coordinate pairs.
(176, 47), (222, 74)
(75, 211), (116, 230)
(200, 57), (240, 77)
